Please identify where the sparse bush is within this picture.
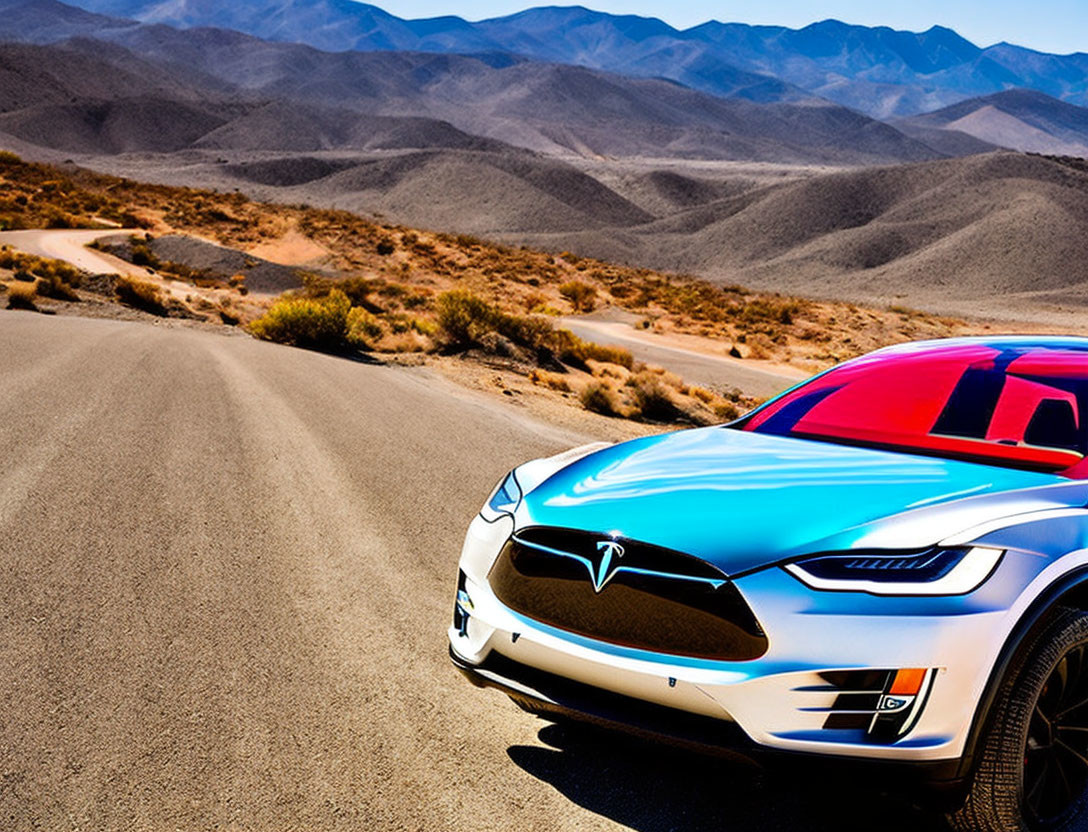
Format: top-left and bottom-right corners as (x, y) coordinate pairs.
(303, 274), (379, 310)
(375, 238), (395, 256)
(436, 290), (498, 345)
(249, 289), (352, 352)
(559, 280), (597, 312)
(6, 280), (38, 311)
(347, 307), (384, 347)
(129, 242), (161, 269)
(714, 401), (740, 421)
(552, 329), (634, 370)
(115, 276), (168, 315)
(529, 369), (571, 392)
(36, 273), (80, 301)
(435, 289), (553, 353)
(580, 381), (622, 416)
(689, 386), (715, 404)
(627, 371), (685, 423)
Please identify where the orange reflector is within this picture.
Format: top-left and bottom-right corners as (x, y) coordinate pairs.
(889, 668), (927, 696)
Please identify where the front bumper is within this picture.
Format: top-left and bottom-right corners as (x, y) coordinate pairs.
(450, 515), (1044, 766)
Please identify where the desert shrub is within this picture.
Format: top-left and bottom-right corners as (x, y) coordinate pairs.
(714, 401), (740, 421)
(435, 290), (552, 352)
(128, 241), (161, 269)
(115, 276), (168, 315)
(45, 210), (74, 229)
(580, 381), (622, 416)
(375, 238), (395, 256)
(303, 274), (379, 310)
(6, 280), (38, 310)
(249, 289), (352, 351)
(627, 372), (685, 423)
(688, 385), (715, 404)
(552, 329), (634, 370)
(347, 307), (384, 347)
(559, 280), (597, 312)
(529, 369), (571, 392)
(435, 290), (497, 345)
(35, 273), (80, 301)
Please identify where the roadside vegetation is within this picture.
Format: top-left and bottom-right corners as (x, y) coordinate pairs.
(0, 151), (979, 425)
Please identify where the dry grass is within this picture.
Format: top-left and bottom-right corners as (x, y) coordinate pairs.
(529, 369), (572, 392)
(114, 276), (168, 316)
(6, 279), (38, 311)
(580, 381), (624, 417)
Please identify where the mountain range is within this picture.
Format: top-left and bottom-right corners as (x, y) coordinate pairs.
(45, 1), (1088, 119)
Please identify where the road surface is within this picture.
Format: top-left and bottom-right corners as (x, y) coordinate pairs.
(0, 311), (929, 830)
(561, 317), (806, 399)
(0, 228), (146, 276)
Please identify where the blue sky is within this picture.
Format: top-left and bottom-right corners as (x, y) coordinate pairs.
(371, 1), (1088, 54)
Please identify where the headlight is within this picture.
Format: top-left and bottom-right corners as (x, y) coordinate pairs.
(784, 546), (1004, 596)
(480, 470), (522, 521)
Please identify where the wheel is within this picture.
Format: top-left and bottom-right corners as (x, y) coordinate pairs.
(950, 607), (1088, 831)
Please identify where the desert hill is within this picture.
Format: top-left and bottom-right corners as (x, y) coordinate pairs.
(896, 89), (1088, 157)
(505, 152), (1088, 320)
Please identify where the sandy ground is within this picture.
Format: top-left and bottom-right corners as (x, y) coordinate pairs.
(0, 310), (936, 831)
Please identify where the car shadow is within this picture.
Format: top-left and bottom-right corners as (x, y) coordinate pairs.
(507, 721), (944, 831)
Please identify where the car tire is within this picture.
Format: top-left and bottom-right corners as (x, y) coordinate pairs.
(949, 606), (1088, 832)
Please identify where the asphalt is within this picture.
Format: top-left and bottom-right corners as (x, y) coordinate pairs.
(0, 310), (932, 831)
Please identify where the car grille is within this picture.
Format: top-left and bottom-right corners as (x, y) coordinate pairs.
(488, 527), (768, 661)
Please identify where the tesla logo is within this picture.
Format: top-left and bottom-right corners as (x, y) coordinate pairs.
(591, 540), (626, 592)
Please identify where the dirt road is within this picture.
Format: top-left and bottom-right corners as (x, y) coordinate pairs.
(0, 229), (146, 276)
(0, 311), (928, 830)
(560, 317), (806, 399)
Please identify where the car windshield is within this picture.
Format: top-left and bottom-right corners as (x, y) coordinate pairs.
(740, 341), (1088, 475)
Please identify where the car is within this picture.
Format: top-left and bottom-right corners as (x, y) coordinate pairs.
(449, 335), (1088, 831)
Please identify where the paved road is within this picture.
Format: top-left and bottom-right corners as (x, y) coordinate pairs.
(0, 311), (930, 831)
(561, 318), (806, 399)
(0, 229), (145, 276)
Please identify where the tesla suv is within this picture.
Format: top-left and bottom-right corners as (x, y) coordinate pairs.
(449, 336), (1088, 831)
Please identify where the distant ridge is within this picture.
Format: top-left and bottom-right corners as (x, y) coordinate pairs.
(0, 11), (942, 165)
(55, 0), (1088, 117)
(896, 89), (1088, 157)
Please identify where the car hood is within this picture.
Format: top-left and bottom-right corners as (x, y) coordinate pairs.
(518, 427), (1085, 576)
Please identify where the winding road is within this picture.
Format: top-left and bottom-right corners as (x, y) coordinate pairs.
(0, 229), (146, 276)
(0, 310), (929, 830)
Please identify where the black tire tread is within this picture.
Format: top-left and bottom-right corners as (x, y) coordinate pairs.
(948, 606), (1088, 832)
